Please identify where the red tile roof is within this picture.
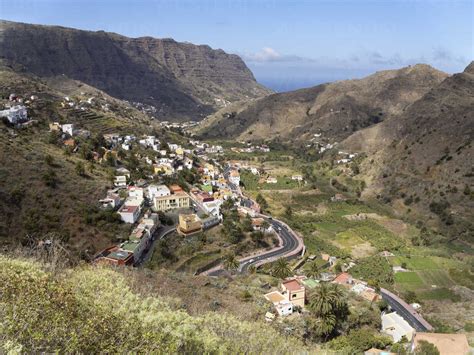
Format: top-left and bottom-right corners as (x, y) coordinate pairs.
(333, 273), (351, 284)
(119, 205), (138, 214)
(282, 279), (304, 291)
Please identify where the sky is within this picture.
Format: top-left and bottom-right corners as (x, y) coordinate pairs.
(1, 0), (472, 91)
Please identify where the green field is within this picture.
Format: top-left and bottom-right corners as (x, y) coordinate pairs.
(240, 169), (300, 191)
(420, 288), (461, 302)
(395, 272), (423, 284)
(390, 254), (466, 296)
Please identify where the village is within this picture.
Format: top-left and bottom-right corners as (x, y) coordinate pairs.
(1, 91), (471, 355)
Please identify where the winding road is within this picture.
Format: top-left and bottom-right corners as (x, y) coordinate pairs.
(205, 165), (305, 276)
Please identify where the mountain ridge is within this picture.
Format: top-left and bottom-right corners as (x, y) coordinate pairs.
(196, 63), (448, 142)
(0, 20), (271, 121)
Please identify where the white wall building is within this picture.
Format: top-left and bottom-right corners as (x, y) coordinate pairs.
(61, 124), (75, 136)
(275, 301), (294, 316)
(229, 170), (240, 185)
(118, 205), (141, 224)
(147, 185), (171, 199)
(0, 105), (28, 124)
(381, 312), (415, 343)
(114, 175), (128, 187)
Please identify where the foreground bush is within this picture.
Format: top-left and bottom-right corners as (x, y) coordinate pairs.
(0, 256), (308, 353)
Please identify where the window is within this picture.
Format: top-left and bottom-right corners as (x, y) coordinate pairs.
(292, 294), (297, 298)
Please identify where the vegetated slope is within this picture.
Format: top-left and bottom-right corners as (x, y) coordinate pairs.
(0, 256), (310, 353)
(0, 20), (271, 121)
(0, 66), (157, 256)
(197, 64), (447, 142)
(342, 62), (474, 240)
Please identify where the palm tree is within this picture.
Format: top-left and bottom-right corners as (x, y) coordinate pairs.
(223, 253), (239, 271)
(271, 258), (292, 279)
(308, 283), (337, 316)
(306, 261), (320, 279)
(307, 283), (348, 338)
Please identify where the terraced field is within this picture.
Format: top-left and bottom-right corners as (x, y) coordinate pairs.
(390, 255), (466, 298)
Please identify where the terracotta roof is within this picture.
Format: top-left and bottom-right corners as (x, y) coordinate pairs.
(169, 184), (183, 192)
(119, 205), (138, 213)
(413, 332), (470, 355)
(333, 273), (351, 284)
(282, 279), (304, 291)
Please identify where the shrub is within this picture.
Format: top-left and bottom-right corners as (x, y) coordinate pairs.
(0, 256), (309, 353)
(328, 329), (392, 353)
(351, 256), (394, 286)
(42, 169), (58, 188)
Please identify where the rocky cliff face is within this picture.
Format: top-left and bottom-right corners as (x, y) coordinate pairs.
(0, 20), (270, 121)
(197, 64), (447, 141)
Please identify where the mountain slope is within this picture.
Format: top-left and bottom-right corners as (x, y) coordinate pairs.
(0, 64), (164, 256)
(0, 256), (310, 353)
(342, 62), (474, 238)
(0, 20), (270, 121)
(197, 64), (447, 141)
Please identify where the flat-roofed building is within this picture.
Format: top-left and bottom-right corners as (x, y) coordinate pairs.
(177, 213), (202, 235)
(118, 204), (140, 224)
(147, 184), (170, 199)
(381, 312), (415, 343)
(94, 246), (134, 266)
(153, 191), (190, 211)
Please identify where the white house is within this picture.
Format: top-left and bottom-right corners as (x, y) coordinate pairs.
(250, 167), (259, 175)
(121, 143), (131, 151)
(118, 205), (140, 224)
(61, 124), (75, 136)
(229, 170), (240, 185)
(275, 301), (294, 316)
(184, 157), (193, 170)
(202, 200), (221, 218)
(147, 184), (171, 199)
(99, 190), (121, 209)
(291, 175), (303, 181)
(127, 186), (144, 199)
(0, 105), (28, 124)
(114, 175), (128, 187)
(381, 312), (415, 343)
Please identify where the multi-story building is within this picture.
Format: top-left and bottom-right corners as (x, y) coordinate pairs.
(153, 191), (190, 211)
(281, 278), (306, 308)
(147, 184), (171, 199)
(177, 213), (202, 235)
(118, 205), (141, 224)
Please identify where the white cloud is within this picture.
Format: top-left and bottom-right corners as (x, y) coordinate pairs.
(241, 47), (310, 63)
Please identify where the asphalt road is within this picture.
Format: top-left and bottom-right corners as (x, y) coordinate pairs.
(134, 225), (176, 266)
(208, 164), (303, 275)
(239, 218), (299, 272)
(381, 291), (431, 331)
